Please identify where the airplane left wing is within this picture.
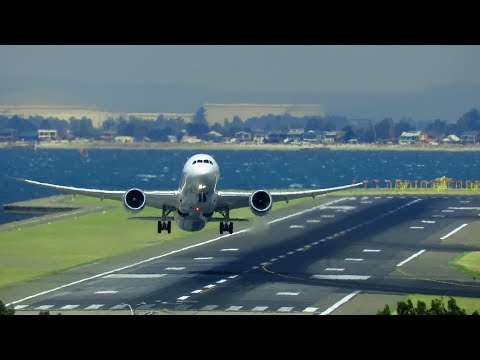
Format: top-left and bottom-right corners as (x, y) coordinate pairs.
(216, 182), (363, 210)
(12, 178), (179, 209)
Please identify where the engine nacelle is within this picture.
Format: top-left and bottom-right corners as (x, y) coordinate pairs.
(249, 190), (272, 216)
(123, 188), (146, 214)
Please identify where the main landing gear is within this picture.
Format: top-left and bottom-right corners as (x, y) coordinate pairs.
(158, 205), (173, 234)
(219, 221), (233, 235)
(158, 220), (171, 234)
(218, 207), (233, 234)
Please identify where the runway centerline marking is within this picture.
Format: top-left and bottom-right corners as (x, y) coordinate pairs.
(289, 225), (305, 229)
(421, 220), (436, 224)
(103, 274), (166, 279)
(440, 224), (468, 240)
(410, 226), (424, 229)
(320, 290), (361, 315)
(95, 290), (118, 294)
(220, 248), (238, 252)
(448, 207), (480, 210)
(276, 292), (300, 296)
(345, 258), (363, 261)
(396, 249), (426, 267)
(312, 275), (370, 280)
(363, 249), (381, 253)
(325, 268), (345, 271)
(165, 267), (185, 271)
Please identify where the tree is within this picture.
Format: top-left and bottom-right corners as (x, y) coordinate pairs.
(447, 297), (466, 315)
(457, 108), (480, 132)
(342, 125), (356, 141)
(0, 300), (15, 315)
(428, 298), (447, 315)
(374, 118), (394, 141)
(376, 304), (391, 315)
(415, 300), (428, 315)
(193, 107), (208, 125)
(394, 119), (416, 139)
(397, 299), (415, 315)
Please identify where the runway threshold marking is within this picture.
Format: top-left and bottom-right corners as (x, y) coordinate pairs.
(396, 249), (426, 267)
(440, 223), (468, 240)
(303, 307), (318, 313)
(320, 290), (361, 315)
(312, 275), (370, 280)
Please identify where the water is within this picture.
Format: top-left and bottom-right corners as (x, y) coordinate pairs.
(1, 148), (478, 224)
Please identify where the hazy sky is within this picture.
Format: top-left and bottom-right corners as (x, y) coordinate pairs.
(1, 45), (479, 121)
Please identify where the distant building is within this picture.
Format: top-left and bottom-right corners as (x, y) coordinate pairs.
(234, 131), (252, 142)
(441, 134), (460, 144)
(114, 136), (134, 143)
(204, 103), (324, 125)
(38, 129), (57, 141)
(461, 131), (480, 144)
(0, 129), (17, 142)
(399, 131), (422, 144)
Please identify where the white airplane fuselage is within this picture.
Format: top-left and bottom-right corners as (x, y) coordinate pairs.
(174, 154), (220, 231)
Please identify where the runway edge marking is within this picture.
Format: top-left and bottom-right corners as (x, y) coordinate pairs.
(320, 290), (361, 315)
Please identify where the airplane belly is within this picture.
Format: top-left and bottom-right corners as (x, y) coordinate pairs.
(175, 214), (207, 232)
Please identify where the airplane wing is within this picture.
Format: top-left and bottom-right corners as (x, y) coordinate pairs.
(12, 178), (179, 209)
(217, 182), (364, 210)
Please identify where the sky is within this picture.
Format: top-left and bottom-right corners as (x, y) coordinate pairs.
(0, 45), (479, 122)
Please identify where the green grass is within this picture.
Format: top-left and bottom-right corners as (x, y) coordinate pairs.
(450, 252), (480, 278)
(0, 195), (311, 289)
(403, 294), (480, 315)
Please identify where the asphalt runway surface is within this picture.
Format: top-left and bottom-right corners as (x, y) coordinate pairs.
(7, 194), (480, 314)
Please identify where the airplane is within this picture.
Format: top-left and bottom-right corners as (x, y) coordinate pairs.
(14, 153), (364, 234)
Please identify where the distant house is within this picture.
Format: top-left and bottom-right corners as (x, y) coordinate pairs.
(114, 136), (134, 143)
(181, 135), (202, 144)
(320, 131), (337, 143)
(38, 129), (57, 141)
(461, 131), (480, 144)
(266, 132), (288, 144)
(303, 130), (320, 143)
(234, 131), (252, 142)
(441, 134), (460, 144)
(399, 131), (422, 144)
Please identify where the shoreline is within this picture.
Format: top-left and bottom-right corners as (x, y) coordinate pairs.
(2, 141), (480, 152)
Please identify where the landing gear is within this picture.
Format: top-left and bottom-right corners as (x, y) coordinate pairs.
(158, 220), (171, 234)
(219, 222), (233, 235)
(198, 193), (207, 203)
(218, 208), (233, 234)
(158, 205), (173, 234)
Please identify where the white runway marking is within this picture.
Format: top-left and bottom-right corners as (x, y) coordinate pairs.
(432, 215), (445, 217)
(165, 267), (185, 271)
(289, 225), (305, 229)
(95, 290), (118, 294)
(363, 249), (381, 253)
(360, 201), (373, 204)
(442, 210), (454, 213)
(194, 257), (213, 260)
(220, 248), (238, 252)
(35, 305), (54, 310)
(345, 258), (363, 261)
(60, 304), (80, 310)
(312, 241), (319, 245)
(201, 305), (218, 311)
(325, 268), (345, 271)
(410, 226), (424, 229)
(278, 255), (286, 258)
(449, 207), (480, 210)
(203, 284), (215, 289)
(387, 196), (393, 199)
(303, 307), (318, 313)
(252, 306), (268, 312)
(277, 307), (294, 312)
(287, 251), (294, 255)
(321, 215), (335, 218)
(459, 201), (470, 203)
(270, 258), (277, 262)
(177, 296), (190, 301)
(396, 249), (426, 267)
(440, 223), (468, 240)
(320, 239), (326, 242)
(421, 220), (436, 224)
(85, 304), (104, 310)
(306, 219), (321, 223)
(252, 266), (259, 269)
(226, 306), (243, 311)
(216, 279), (227, 284)
(103, 274), (166, 279)
(14, 305), (29, 310)
(312, 275), (370, 280)
(320, 290), (361, 315)
(374, 197), (381, 199)
(6, 227), (251, 306)
(191, 290), (203, 294)
(276, 292), (300, 296)
(228, 275), (238, 279)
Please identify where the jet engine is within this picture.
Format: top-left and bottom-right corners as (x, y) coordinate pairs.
(123, 188), (146, 214)
(249, 190), (272, 216)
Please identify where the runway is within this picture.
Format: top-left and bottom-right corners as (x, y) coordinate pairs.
(8, 194), (480, 314)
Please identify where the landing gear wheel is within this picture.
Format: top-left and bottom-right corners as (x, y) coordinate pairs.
(166, 221), (171, 234)
(229, 222), (233, 234)
(219, 221), (224, 234)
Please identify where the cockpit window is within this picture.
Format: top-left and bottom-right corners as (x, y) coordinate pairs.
(203, 159), (209, 163)
(198, 160), (203, 163)
(192, 160), (196, 164)
(209, 160), (213, 164)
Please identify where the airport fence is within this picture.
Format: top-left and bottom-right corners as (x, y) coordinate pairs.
(353, 176), (480, 192)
